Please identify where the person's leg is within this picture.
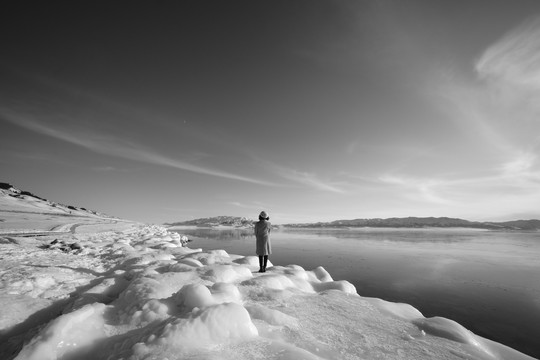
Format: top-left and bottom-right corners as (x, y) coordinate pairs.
(263, 255), (268, 272)
(258, 256), (264, 272)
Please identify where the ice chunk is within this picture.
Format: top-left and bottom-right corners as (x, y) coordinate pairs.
(284, 266), (309, 280)
(174, 283), (215, 311)
(367, 298), (424, 320)
(210, 282), (243, 304)
(414, 316), (480, 344)
(312, 280), (357, 294)
(180, 235), (189, 245)
(177, 258), (204, 267)
(310, 266), (333, 282)
(128, 252), (175, 265)
(173, 282), (243, 312)
(131, 299), (170, 326)
(167, 263), (197, 272)
(170, 246), (202, 256)
(242, 274), (297, 291)
(413, 316), (492, 355)
(203, 264), (253, 283)
(115, 276), (176, 322)
(233, 255), (260, 267)
(209, 249), (229, 257)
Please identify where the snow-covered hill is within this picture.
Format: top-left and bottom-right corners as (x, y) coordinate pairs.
(0, 182), (114, 219)
(0, 182), (126, 235)
(166, 215), (255, 228)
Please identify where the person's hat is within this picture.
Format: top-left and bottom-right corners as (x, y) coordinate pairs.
(259, 211), (269, 219)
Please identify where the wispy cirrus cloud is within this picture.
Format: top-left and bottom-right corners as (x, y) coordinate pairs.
(377, 154), (540, 217)
(229, 201), (269, 211)
(286, 171), (345, 193)
(476, 16), (540, 91)
(472, 15), (540, 136)
(1, 109), (277, 187)
(378, 174), (453, 205)
(260, 160), (346, 193)
(433, 16), (540, 198)
(500, 151), (537, 176)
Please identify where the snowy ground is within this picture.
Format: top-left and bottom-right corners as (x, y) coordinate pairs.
(0, 194), (535, 359)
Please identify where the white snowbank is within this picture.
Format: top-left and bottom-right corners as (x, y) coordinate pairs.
(0, 224), (534, 360)
(15, 303), (107, 360)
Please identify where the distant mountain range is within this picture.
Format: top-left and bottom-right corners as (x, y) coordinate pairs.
(165, 215), (540, 231)
(285, 217), (540, 231)
(0, 182), (115, 219)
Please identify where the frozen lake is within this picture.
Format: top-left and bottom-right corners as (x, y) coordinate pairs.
(172, 227), (540, 358)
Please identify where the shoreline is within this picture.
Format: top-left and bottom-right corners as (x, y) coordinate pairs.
(1, 210), (537, 359)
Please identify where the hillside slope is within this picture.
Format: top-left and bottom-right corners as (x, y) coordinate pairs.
(0, 182), (127, 235)
(165, 215), (254, 228)
(0, 182), (114, 218)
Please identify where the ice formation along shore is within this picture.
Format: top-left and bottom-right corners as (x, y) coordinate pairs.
(0, 225), (534, 360)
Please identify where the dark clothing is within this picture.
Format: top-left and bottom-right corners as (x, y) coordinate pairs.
(254, 220), (272, 255)
(258, 255), (268, 272)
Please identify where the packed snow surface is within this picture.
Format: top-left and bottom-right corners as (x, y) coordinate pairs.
(0, 222), (535, 360)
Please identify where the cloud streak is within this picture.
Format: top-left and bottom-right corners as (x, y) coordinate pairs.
(378, 175), (453, 205)
(229, 201), (269, 211)
(378, 155), (540, 214)
(432, 15), (540, 205)
(476, 16), (540, 90)
(500, 151), (537, 176)
(1, 109), (277, 187)
(262, 161), (346, 193)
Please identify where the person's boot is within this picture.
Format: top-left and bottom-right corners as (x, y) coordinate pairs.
(263, 255), (268, 272)
(258, 256), (264, 273)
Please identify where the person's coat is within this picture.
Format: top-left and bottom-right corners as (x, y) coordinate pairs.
(254, 220), (272, 255)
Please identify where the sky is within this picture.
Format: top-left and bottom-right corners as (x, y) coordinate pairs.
(1, 0), (540, 224)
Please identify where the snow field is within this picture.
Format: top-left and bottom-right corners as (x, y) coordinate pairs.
(1, 224), (535, 360)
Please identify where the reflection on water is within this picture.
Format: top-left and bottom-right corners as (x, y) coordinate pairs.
(171, 227), (540, 358)
(179, 226), (488, 244)
(281, 227), (484, 243)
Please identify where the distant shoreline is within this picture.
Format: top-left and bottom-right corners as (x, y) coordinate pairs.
(165, 216), (540, 231)
(165, 224), (539, 232)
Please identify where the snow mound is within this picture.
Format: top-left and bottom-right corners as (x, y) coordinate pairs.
(413, 317), (493, 355)
(15, 303), (107, 360)
(173, 282), (242, 311)
(132, 302), (258, 358)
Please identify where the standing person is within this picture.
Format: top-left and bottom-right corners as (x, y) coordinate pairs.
(254, 211), (272, 272)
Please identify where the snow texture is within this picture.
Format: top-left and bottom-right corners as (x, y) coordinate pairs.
(0, 218), (535, 360)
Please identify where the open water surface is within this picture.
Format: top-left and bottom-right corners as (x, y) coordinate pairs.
(172, 227), (540, 358)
